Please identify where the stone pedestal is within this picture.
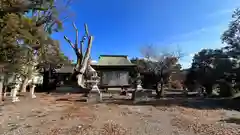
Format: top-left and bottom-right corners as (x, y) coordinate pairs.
(132, 74), (144, 102)
(87, 74), (102, 103)
(87, 84), (102, 103)
(133, 90), (151, 103)
(86, 69), (102, 103)
(136, 84), (143, 91)
(9, 82), (20, 103)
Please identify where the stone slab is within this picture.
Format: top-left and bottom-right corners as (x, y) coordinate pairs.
(87, 92), (102, 103)
(132, 90), (153, 103)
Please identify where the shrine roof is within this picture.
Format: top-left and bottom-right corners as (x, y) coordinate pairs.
(92, 55), (135, 67)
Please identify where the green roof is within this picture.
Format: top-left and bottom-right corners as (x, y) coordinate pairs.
(94, 55), (135, 66)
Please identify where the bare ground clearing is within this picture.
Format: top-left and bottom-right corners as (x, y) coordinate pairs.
(0, 93), (240, 135)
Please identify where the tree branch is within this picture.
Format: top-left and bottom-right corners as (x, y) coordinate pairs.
(84, 23), (89, 37)
(72, 22), (78, 49)
(64, 36), (75, 50)
(79, 40), (84, 58)
(79, 36), (93, 73)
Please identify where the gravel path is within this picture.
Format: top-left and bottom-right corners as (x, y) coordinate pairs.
(0, 93), (240, 135)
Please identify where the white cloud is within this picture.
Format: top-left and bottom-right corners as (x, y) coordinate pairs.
(189, 53), (195, 57)
(91, 60), (98, 64)
(158, 24), (226, 46)
(180, 61), (192, 69)
(165, 24), (228, 69)
(177, 28), (206, 39)
(207, 9), (233, 18)
(151, 21), (230, 69)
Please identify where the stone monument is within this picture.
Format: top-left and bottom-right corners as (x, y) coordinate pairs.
(136, 73), (143, 91)
(132, 73), (144, 102)
(87, 66), (102, 103)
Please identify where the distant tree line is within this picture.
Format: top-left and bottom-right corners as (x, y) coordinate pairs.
(0, 0), (72, 94)
(131, 45), (183, 98)
(131, 9), (240, 98)
(184, 9), (240, 97)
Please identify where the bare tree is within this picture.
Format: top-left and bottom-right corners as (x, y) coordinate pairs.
(140, 45), (183, 98)
(64, 23), (93, 88)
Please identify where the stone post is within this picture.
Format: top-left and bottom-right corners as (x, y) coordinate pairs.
(136, 73), (143, 90)
(132, 73), (143, 101)
(12, 83), (20, 102)
(183, 87), (188, 96)
(30, 84), (36, 98)
(91, 81), (102, 101)
(0, 75), (3, 103)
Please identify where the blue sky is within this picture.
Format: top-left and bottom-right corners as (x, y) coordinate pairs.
(52, 0), (240, 69)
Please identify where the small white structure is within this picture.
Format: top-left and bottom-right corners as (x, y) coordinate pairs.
(2, 71), (43, 102)
(5, 73), (22, 102)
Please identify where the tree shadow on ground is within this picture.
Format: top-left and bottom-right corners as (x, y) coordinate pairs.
(35, 85), (91, 94)
(102, 97), (240, 112)
(56, 98), (87, 102)
(220, 117), (240, 125)
(42, 87), (240, 112)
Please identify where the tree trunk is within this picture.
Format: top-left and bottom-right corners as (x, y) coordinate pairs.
(204, 84), (213, 95)
(156, 69), (165, 98)
(160, 81), (164, 97)
(20, 77), (29, 92)
(64, 24), (93, 89)
(43, 67), (49, 92)
(0, 76), (3, 102)
(76, 36), (93, 88)
(155, 88), (160, 98)
(156, 81), (164, 98)
(155, 82), (160, 98)
(2, 75), (8, 100)
(75, 57), (82, 71)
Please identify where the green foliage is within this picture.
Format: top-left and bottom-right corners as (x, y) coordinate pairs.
(185, 8), (240, 97)
(131, 57), (181, 89)
(0, 0), (65, 36)
(38, 37), (72, 68)
(0, 0), (71, 78)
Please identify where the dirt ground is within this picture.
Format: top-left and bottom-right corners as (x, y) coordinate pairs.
(0, 93), (240, 135)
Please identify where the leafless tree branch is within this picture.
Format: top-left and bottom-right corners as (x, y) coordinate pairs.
(72, 22), (78, 49)
(64, 36), (75, 50)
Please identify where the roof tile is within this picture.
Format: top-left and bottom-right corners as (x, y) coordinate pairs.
(96, 55), (134, 66)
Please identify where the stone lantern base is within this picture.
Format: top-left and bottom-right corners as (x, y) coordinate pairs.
(87, 84), (102, 103)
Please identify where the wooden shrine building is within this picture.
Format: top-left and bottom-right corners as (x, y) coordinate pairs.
(91, 55), (136, 89)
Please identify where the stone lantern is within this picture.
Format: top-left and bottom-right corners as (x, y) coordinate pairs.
(136, 73), (143, 91)
(7, 74), (22, 102)
(86, 66), (102, 102)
